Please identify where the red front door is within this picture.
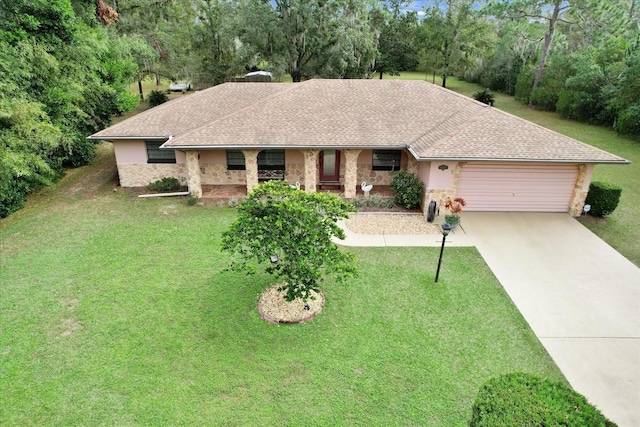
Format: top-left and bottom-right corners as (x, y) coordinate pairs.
(319, 150), (340, 182)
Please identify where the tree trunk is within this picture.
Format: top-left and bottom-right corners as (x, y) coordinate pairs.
(291, 68), (302, 83)
(530, 0), (561, 106)
(379, 70), (383, 79)
(138, 79), (144, 101)
(442, 73), (447, 88)
(155, 72), (160, 86)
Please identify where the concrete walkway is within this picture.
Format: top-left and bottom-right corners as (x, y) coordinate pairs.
(336, 212), (640, 426)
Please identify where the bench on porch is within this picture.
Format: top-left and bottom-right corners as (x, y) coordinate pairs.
(258, 168), (285, 182)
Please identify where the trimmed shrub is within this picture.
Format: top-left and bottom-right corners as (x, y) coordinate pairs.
(585, 181), (622, 217)
(146, 177), (181, 192)
(148, 90), (169, 108)
(470, 373), (617, 427)
(391, 171), (424, 210)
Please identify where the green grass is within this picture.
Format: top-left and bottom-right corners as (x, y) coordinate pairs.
(383, 72), (640, 266)
(0, 144), (562, 426)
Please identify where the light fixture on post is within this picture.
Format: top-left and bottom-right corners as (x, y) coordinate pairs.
(270, 255), (279, 264)
(435, 224), (451, 283)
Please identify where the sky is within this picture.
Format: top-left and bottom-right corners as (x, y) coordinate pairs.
(403, 1), (428, 16)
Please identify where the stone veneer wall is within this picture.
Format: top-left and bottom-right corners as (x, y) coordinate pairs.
(568, 164), (588, 217)
(117, 163), (187, 187)
(420, 162), (463, 219)
(199, 163), (246, 185)
(285, 163), (305, 184)
(422, 189), (456, 215)
(357, 169), (395, 185)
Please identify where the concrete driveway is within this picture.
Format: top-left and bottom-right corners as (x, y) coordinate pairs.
(462, 212), (640, 427)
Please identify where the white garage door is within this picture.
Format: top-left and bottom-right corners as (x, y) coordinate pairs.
(457, 163), (578, 212)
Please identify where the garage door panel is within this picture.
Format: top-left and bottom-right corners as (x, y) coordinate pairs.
(457, 163), (578, 212)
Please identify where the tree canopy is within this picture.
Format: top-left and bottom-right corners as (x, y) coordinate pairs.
(221, 181), (359, 302)
(0, 0), (139, 217)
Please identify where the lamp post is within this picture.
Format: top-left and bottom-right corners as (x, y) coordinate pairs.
(434, 224), (451, 283)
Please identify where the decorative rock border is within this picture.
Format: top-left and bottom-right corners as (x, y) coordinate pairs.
(258, 283), (325, 324)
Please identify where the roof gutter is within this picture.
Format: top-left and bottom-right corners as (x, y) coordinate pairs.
(87, 135), (171, 141)
(410, 156), (630, 165)
(160, 144), (408, 151)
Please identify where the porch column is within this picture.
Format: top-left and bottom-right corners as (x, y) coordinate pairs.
(568, 164), (588, 217)
(185, 151), (202, 198)
(242, 149), (260, 194)
(343, 149), (362, 198)
(302, 149), (320, 193)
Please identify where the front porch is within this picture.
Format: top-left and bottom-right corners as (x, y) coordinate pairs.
(187, 148), (418, 201)
(200, 184), (396, 203)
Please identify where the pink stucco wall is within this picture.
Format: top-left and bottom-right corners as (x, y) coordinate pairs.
(113, 140), (147, 164)
(427, 161), (458, 189)
(113, 140), (185, 164)
(417, 161), (431, 187)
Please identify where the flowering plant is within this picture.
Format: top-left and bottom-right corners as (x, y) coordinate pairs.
(443, 197), (466, 228)
(444, 197), (466, 215)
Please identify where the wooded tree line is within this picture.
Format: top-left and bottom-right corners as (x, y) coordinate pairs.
(1, 0), (638, 217)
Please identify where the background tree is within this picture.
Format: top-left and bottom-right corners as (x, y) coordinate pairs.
(371, 1), (420, 79)
(222, 181), (359, 302)
(0, 0), (139, 217)
(319, 0), (378, 78)
(418, 0), (491, 88)
(485, 0), (633, 105)
(110, 0), (195, 89)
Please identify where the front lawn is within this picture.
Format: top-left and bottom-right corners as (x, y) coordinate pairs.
(0, 144), (563, 426)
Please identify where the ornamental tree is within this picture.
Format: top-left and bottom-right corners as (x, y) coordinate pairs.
(221, 180), (359, 302)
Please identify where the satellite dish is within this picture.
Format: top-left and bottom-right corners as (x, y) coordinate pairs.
(583, 204), (591, 213)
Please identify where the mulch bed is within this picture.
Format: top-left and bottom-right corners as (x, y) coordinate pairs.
(258, 284), (325, 324)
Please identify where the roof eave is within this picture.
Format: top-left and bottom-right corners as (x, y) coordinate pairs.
(87, 135), (171, 141)
(160, 144), (408, 150)
(412, 156), (630, 164)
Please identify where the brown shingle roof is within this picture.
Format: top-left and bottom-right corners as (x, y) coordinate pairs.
(88, 83), (291, 139)
(89, 79), (628, 164)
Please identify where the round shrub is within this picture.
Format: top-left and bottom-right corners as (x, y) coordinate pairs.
(585, 181), (622, 217)
(146, 177), (181, 192)
(148, 90), (169, 108)
(390, 170), (424, 210)
(470, 373), (617, 427)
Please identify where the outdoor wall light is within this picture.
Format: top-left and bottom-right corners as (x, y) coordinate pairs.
(438, 164), (449, 171)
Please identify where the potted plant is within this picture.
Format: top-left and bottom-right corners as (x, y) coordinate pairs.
(443, 197), (466, 230)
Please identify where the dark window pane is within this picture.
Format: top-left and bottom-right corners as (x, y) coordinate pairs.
(146, 141), (176, 163)
(372, 150), (401, 171)
(258, 149), (285, 170)
(227, 150), (246, 170)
